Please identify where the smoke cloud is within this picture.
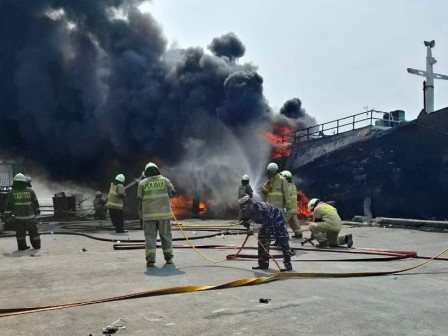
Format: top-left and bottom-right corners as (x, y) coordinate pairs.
(208, 32), (246, 61)
(0, 0), (316, 207)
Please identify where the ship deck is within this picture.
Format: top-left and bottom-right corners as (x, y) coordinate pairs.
(1, 219), (447, 335)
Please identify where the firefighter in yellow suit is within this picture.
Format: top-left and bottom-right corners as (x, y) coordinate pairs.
(261, 162), (290, 211)
(308, 199), (353, 248)
(281, 170), (303, 238)
(138, 162), (175, 267)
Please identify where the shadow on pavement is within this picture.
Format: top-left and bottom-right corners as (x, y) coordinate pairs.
(144, 263), (185, 276)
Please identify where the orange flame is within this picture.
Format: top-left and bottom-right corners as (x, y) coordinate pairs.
(170, 195), (206, 216)
(297, 190), (310, 225)
(263, 126), (291, 158)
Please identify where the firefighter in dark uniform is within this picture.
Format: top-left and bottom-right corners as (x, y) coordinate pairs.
(5, 173), (41, 251)
(239, 195), (293, 272)
(237, 174), (253, 199)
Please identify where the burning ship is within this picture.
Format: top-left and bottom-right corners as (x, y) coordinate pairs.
(284, 41), (448, 220)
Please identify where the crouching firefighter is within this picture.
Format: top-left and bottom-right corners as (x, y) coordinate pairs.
(307, 198), (353, 248)
(5, 173), (41, 251)
(239, 195), (293, 272)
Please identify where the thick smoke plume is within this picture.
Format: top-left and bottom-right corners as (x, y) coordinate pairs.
(0, 0), (316, 207)
(208, 32), (246, 61)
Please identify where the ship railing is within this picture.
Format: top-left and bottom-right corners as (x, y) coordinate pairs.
(288, 110), (403, 143)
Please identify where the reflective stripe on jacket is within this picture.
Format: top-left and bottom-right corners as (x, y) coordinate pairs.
(313, 203), (342, 230)
(139, 176), (173, 220)
(8, 188), (36, 220)
(107, 182), (124, 209)
(261, 174), (289, 209)
(288, 183), (298, 213)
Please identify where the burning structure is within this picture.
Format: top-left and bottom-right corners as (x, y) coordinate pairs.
(0, 1), (317, 218)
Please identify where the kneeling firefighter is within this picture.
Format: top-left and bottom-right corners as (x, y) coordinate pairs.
(5, 173), (41, 251)
(239, 195), (293, 272)
(307, 199), (353, 248)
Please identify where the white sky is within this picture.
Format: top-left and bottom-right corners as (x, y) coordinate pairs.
(141, 0), (448, 123)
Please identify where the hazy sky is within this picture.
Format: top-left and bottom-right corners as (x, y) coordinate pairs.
(141, 0), (448, 124)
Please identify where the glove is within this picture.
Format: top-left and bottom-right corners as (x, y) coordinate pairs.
(283, 208), (287, 214)
(242, 220), (251, 229)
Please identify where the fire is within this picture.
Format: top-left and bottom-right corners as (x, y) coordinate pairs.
(297, 190), (311, 224)
(263, 126), (291, 158)
(170, 195), (206, 216)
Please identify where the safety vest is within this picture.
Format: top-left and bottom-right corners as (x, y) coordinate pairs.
(10, 188), (35, 220)
(288, 183), (298, 213)
(140, 176), (173, 220)
(262, 174), (287, 208)
(107, 182), (123, 209)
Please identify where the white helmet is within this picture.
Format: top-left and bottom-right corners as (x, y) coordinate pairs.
(115, 174), (125, 183)
(13, 173), (27, 182)
(266, 162), (278, 171)
(308, 198), (320, 212)
(281, 170), (292, 179)
(96, 191), (102, 196)
(241, 174), (249, 181)
(145, 162), (158, 171)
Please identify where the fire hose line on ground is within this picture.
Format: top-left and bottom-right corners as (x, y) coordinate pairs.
(1, 216), (448, 318)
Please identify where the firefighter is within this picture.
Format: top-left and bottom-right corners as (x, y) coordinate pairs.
(93, 191), (107, 219)
(238, 174), (253, 199)
(281, 170), (303, 238)
(5, 173), (41, 251)
(239, 195), (293, 272)
(138, 162), (175, 267)
(261, 162), (290, 212)
(307, 198), (353, 248)
(106, 174), (127, 233)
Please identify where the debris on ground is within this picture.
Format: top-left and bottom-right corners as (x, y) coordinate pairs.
(259, 298), (271, 304)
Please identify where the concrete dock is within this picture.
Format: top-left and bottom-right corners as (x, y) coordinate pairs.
(0, 220), (447, 335)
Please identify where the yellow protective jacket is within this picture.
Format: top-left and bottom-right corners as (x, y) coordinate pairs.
(313, 203), (342, 230)
(138, 175), (175, 220)
(287, 183), (297, 214)
(6, 186), (40, 220)
(261, 173), (290, 209)
(106, 182), (125, 210)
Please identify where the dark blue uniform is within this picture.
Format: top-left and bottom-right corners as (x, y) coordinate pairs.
(251, 202), (292, 269)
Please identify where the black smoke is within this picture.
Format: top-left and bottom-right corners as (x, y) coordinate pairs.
(278, 98), (317, 130)
(208, 32), (246, 61)
(0, 0), (312, 192)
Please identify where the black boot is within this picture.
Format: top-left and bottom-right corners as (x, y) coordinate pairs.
(280, 265), (293, 272)
(252, 265), (269, 270)
(345, 234), (353, 248)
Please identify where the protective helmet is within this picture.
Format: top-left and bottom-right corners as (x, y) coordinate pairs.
(115, 174), (125, 183)
(241, 174), (249, 181)
(281, 170), (292, 179)
(145, 162), (158, 171)
(96, 191), (102, 196)
(13, 173), (27, 182)
(266, 162), (278, 171)
(308, 198), (320, 212)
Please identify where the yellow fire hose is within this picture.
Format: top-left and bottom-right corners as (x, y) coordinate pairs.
(0, 216), (446, 318)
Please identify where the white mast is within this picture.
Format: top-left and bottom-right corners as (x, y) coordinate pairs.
(407, 40), (448, 113)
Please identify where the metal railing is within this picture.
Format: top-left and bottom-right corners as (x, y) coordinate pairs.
(288, 110), (403, 143)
